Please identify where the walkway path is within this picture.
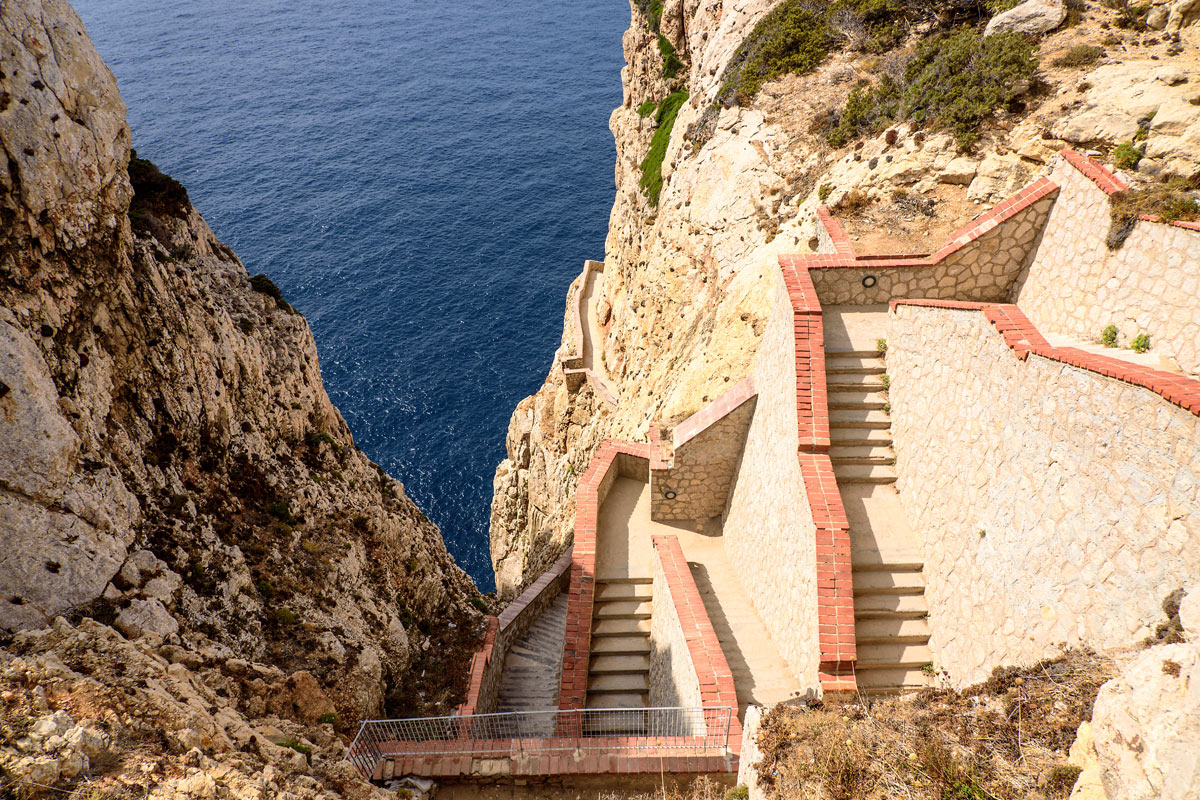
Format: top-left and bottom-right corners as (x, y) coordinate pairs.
(497, 593), (569, 713)
(824, 306), (932, 692)
(580, 265), (609, 383)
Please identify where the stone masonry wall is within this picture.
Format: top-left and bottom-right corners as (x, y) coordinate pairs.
(810, 195), (1056, 304)
(1013, 154), (1200, 376)
(722, 270), (820, 688)
(888, 304), (1200, 685)
(650, 382), (756, 522)
(650, 552), (704, 719)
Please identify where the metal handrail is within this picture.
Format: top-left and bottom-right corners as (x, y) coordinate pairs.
(346, 706), (733, 780)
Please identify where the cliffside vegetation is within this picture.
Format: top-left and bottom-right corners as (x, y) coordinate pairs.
(1107, 174), (1200, 249)
(640, 91), (690, 207)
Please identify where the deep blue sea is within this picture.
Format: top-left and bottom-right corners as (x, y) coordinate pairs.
(73, 0), (628, 591)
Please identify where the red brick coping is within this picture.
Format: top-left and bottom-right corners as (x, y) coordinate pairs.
(652, 535), (743, 750)
(371, 740), (734, 780)
(892, 300), (1200, 417)
(456, 550), (574, 716)
(1061, 149), (1200, 232)
(560, 259), (618, 406)
(671, 378), (757, 451)
(559, 439), (657, 711)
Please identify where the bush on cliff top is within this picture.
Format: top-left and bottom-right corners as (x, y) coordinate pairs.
(640, 90), (689, 207)
(824, 29), (1037, 151)
(128, 149), (190, 220)
(1106, 175), (1200, 250)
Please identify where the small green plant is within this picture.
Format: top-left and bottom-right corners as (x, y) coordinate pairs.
(1130, 333), (1151, 353)
(1107, 177), (1200, 249)
(725, 786), (750, 800)
(1100, 324), (1119, 347)
(256, 579), (275, 598)
(1052, 44), (1103, 68)
(880, 374), (890, 390)
(249, 274), (293, 312)
(266, 500), (294, 524)
(985, 0), (1023, 11)
(640, 90), (690, 207)
(274, 608), (298, 625)
(882, 403), (891, 414)
(818, 182), (834, 202)
(470, 596), (489, 613)
(921, 662), (935, 675)
(657, 35), (683, 79)
(636, 99), (657, 118)
(1113, 141), (1143, 170)
(317, 712), (339, 726)
(876, 337), (887, 353)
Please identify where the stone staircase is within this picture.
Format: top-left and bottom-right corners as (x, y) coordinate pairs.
(497, 593), (569, 713)
(826, 346), (932, 693)
(586, 579), (652, 709)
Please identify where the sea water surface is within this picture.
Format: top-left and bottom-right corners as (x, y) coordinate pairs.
(73, 0), (628, 591)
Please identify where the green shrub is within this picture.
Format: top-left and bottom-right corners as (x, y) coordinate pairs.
(1130, 333), (1151, 353)
(249, 274), (293, 312)
(876, 337), (888, 353)
(985, 0), (1023, 11)
(1100, 324), (1119, 347)
(274, 608), (298, 625)
(1113, 142), (1143, 170)
(824, 30), (1036, 151)
(725, 786), (750, 800)
(1052, 44), (1103, 68)
(900, 30), (1037, 151)
(818, 183), (834, 201)
(658, 35), (684, 79)
(256, 578), (275, 598)
(640, 90), (690, 207)
(266, 500), (294, 524)
(720, 3), (832, 103)
(1104, 0), (1150, 30)
(636, 99), (658, 118)
(317, 712), (339, 726)
(470, 596), (489, 613)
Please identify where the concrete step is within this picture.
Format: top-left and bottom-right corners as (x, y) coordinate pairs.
(585, 692), (648, 710)
(830, 445), (894, 465)
(593, 600), (651, 620)
(582, 712), (649, 735)
(835, 464), (898, 484)
(830, 428), (893, 447)
(855, 666), (932, 692)
(590, 635), (651, 655)
(854, 593), (928, 617)
(855, 617), (931, 644)
(851, 549), (923, 570)
(828, 390), (889, 410)
(829, 409), (892, 429)
(596, 577), (653, 586)
(826, 349), (884, 359)
(588, 673), (649, 693)
(596, 583), (652, 602)
(589, 654), (651, 674)
(856, 642), (932, 667)
(853, 570), (925, 594)
(592, 618), (651, 637)
(825, 363), (886, 376)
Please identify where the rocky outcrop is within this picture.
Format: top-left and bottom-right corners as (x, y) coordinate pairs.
(985, 0), (1066, 37)
(1090, 586), (1200, 799)
(1, 0), (481, 747)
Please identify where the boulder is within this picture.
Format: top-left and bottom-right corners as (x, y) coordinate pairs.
(1091, 642), (1200, 799)
(114, 598), (180, 640)
(1146, 0), (1200, 31)
(985, 0), (1067, 36)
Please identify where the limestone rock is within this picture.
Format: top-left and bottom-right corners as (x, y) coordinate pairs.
(1068, 722), (1108, 800)
(1092, 642), (1200, 799)
(985, 0), (1066, 36)
(115, 598), (180, 640)
(1146, 0), (1200, 31)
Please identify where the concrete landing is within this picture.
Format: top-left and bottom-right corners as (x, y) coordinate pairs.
(823, 304), (890, 351)
(1044, 331), (1187, 375)
(581, 267), (609, 382)
(594, 479), (801, 715)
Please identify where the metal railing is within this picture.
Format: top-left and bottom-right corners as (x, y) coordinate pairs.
(346, 706), (734, 779)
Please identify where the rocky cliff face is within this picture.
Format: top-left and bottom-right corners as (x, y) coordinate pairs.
(489, 0), (1200, 596)
(1, 2), (482, 793)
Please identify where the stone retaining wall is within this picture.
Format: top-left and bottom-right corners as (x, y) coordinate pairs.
(1013, 151), (1200, 376)
(650, 548), (705, 718)
(888, 303), (1200, 685)
(650, 380), (757, 522)
(722, 270), (820, 689)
